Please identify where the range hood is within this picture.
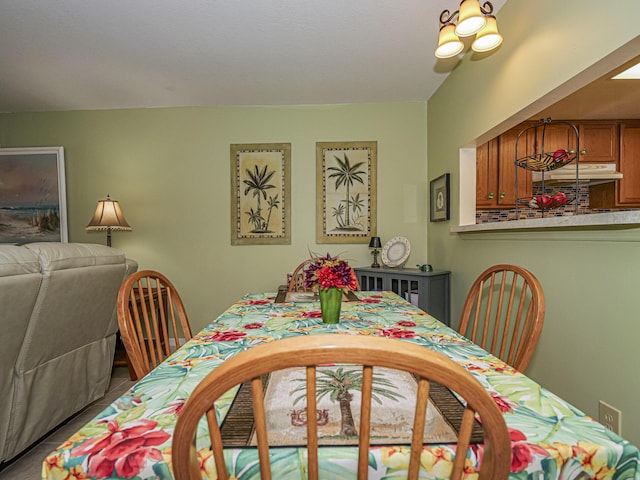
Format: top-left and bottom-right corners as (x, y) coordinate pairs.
(532, 163), (622, 186)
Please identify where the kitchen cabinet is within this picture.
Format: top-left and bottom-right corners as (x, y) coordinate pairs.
(579, 122), (618, 163)
(476, 138), (498, 208)
(590, 121), (640, 208)
(532, 121), (616, 162)
(476, 124), (534, 209)
(353, 267), (450, 326)
(533, 121), (576, 155)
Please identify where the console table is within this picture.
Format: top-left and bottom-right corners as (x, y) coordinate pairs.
(353, 267), (451, 326)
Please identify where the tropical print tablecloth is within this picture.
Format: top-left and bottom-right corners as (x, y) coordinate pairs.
(43, 292), (640, 480)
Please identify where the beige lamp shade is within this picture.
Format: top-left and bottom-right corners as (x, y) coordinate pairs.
(86, 195), (131, 230)
(86, 195), (131, 246)
(455, 0), (487, 37)
(435, 23), (464, 58)
(472, 14), (502, 52)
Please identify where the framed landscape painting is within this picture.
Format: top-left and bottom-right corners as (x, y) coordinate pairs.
(231, 143), (291, 245)
(0, 147), (67, 243)
(316, 141), (377, 244)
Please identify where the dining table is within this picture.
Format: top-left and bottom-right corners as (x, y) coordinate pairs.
(42, 291), (640, 480)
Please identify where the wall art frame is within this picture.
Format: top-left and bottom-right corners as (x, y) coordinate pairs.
(430, 173), (450, 222)
(231, 143), (291, 245)
(316, 141), (377, 244)
(0, 147), (68, 243)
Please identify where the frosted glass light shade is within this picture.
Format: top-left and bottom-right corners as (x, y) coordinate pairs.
(435, 23), (464, 58)
(472, 15), (502, 52)
(455, 0), (486, 37)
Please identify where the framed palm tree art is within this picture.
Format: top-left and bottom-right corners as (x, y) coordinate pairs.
(230, 143), (291, 245)
(316, 141), (377, 243)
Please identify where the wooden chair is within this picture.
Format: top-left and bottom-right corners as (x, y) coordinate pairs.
(287, 258), (362, 292)
(287, 258), (317, 292)
(172, 334), (511, 480)
(458, 264), (545, 372)
(116, 270), (193, 380)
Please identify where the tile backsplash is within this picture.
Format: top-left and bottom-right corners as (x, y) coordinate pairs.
(476, 184), (624, 223)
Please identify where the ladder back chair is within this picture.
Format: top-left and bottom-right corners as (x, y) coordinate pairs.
(287, 258), (320, 292)
(116, 270), (193, 380)
(172, 334), (511, 480)
(458, 264), (545, 372)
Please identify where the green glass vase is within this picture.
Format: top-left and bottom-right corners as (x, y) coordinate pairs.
(319, 287), (342, 324)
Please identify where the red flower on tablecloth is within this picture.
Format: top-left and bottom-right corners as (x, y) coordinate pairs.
(202, 330), (247, 342)
(509, 428), (550, 473)
(244, 323), (264, 329)
(397, 320), (417, 327)
(360, 297), (381, 303)
(379, 327), (416, 339)
(246, 299), (271, 305)
(492, 394), (516, 413)
(163, 399), (186, 415)
(71, 419), (170, 479)
(302, 310), (323, 318)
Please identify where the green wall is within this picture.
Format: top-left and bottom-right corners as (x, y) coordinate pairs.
(0, 102), (429, 330)
(428, 0), (640, 446)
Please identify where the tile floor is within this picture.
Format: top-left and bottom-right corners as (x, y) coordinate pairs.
(0, 367), (136, 480)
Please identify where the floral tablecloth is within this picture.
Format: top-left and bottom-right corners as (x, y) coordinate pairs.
(43, 292), (640, 480)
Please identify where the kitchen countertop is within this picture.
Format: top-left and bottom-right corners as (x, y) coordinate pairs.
(451, 210), (640, 233)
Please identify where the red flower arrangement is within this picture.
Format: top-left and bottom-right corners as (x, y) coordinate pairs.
(304, 253), (358, 292)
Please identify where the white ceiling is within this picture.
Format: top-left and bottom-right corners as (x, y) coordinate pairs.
(0, 0), (507, 113)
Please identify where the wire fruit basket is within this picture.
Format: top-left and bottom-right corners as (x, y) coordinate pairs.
(515, 150), (577, 172)
(515, 118), (580, 217)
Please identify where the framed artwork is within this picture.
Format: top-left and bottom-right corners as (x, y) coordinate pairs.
(231, 143), (291, 245)
(430, 173), (450, 222)
(316, 141), (377, 244)
(0, 147), (67, 243)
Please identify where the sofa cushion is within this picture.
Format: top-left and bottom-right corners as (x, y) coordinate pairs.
(24, 242), (126, 273)
(0, 245), (41, 277)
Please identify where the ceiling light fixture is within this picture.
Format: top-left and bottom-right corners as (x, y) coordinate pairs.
(435, 0), (502, 59)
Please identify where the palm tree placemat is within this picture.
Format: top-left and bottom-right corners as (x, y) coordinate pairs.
(220, 366), (483, 446)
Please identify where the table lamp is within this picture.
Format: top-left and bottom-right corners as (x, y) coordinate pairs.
(86, 194), (132, 247)
(369, 236), (382, 268)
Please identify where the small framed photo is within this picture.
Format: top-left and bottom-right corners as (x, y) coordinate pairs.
(430, 173), (450, 222)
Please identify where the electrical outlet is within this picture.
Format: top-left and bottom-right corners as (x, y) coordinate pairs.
(599, 401), (622, 435)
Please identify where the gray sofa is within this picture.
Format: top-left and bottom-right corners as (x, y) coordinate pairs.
(0, 242), (137, 463)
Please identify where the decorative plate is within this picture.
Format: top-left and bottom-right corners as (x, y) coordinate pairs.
(381, 236), (411, 267)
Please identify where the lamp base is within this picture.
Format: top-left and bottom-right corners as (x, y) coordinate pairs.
(371, 250), (381, 268)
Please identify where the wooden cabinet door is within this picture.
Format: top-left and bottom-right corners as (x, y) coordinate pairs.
(476, 139), (499, 209)
(499, 126), (532, 207)
(579, 122), (618, 163)
(618, 122), (640, 205)
(535, 122), (577, 154)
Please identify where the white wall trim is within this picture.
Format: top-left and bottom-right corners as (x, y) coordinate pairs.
(458, 148), (476, 226)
